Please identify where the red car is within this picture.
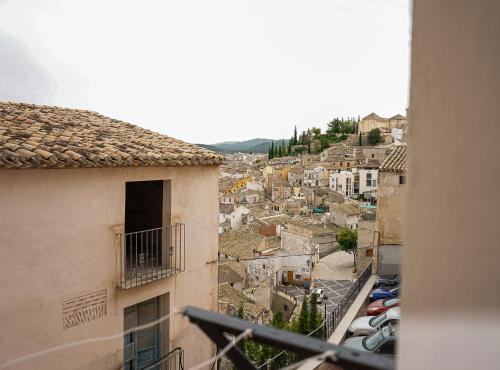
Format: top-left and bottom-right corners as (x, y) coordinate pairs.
(366, 297), (400, 316)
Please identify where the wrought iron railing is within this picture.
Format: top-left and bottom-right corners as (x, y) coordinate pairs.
(324, 262), (372, 338)
(143, 347), (184, 370)
(116, 224), (185, 289)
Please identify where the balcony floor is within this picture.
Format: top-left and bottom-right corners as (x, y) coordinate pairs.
(117, 266), (182, 289)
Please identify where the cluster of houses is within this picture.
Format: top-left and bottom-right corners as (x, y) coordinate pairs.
(217, 113), (408, 321)
(0, 102), (408, 369)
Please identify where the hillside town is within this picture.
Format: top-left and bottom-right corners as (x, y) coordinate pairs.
(217, 113), (407, 340)
(1, 1), (497, 369)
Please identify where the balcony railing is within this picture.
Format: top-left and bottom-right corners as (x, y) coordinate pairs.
(143, 347), (184, 370)
(117, 224), (185, 289)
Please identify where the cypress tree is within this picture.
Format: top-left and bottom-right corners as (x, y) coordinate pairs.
(293, 126), (298, 145)
(278, 146), (282, 157)
(298, 295), (310, 335)
(274, 144), (278, 157)
(359, 133), (362, 146)
(308, 293), (321, 336)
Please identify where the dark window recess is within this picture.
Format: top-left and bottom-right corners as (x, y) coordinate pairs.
(125, 180), (163, 233)
(399, 175), (406, 185)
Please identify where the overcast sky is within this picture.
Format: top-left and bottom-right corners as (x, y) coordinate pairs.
(0, 0), (410, 144)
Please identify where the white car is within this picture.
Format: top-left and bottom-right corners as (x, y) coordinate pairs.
(343, 323), (399, 355)
(347, 307), (400, 336)
(311, 288), (326, 303)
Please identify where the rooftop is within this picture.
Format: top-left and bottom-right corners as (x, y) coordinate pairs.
(218, 283), (268, 319)
(218, 265), (244, 285)
(340, 202), (362, 216)
(380, 145), (407, 172)
(0, 101), (222, 169)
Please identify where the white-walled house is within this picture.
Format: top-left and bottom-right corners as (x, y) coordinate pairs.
(359, 169), (378, 194)
(304, 165), (329, 187)
(329, 168), (378, 198)
(219, 204), (250, 231)
(246, 180), (264, 192)
(330, 202), (362, 230)
(330, 170), (356, 196)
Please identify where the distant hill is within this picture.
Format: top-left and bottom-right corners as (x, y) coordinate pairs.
(196, 144), (221, 152)
(202, 138), (289, 153)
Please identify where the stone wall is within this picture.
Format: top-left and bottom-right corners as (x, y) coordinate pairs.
(376, 171), (406, 244)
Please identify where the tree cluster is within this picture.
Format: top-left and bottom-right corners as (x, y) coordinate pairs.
(238, 294), (324, 369)
(287, 116), (360, 156)
(268, 139), (290, 160)
(367, 128), (383, 145)
(337, 227), (358, 265)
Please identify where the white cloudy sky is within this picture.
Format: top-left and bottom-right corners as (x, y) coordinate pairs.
(0, 0), (411, 144)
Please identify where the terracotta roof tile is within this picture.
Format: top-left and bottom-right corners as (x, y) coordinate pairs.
(0, 101), (223, 169)
(218, 283), (267, 319)
(380, 144), (407, 172)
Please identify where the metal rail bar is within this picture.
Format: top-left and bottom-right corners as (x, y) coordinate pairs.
(183, 306), (395, 370)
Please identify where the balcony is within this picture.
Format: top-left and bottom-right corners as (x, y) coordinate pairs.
(117, 224), (185, 289)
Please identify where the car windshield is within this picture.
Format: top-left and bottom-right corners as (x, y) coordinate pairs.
(383, 298), (400, 307)
(369, 311), (387, 327)
(363, 329), (386, 351)
(391, 287), (400, 294)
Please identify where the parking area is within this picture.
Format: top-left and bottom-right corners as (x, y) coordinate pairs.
(281, 279), (354, 314)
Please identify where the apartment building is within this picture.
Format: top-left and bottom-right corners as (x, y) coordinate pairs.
(329, 168), (378, 198)
(0, 102), (222, 370)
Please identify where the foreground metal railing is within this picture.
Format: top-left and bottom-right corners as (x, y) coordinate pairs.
(184, 305), (394, 370)
(143, 347), (184, 370)
(324, 262), (372, 338)
(116, 224), (185, 289)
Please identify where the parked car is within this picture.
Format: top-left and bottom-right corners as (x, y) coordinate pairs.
(311, 288), (327, 303)
(369, 286), (400, 302)
(343, 323), (399, 355)
(366, 298), (400, 316)
(347, 307), (400, 336)
(374, 274), (400, 288)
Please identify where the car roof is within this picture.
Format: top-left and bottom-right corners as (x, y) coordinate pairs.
(381, 323), (400, 338)
(386, 307), (401, 318)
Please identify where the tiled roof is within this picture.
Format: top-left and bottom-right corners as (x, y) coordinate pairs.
(389, 114), (406, 120)
(219, 224), (262, 259)
(218, 283), (267, 319)
(380, 145), (407, 172)
(362, 113), (387, 121)
(340, 202), (362, 216)
(0, 101), (223, 169)
(218, 265), (244, 284)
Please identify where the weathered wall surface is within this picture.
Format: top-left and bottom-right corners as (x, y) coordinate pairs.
(0, 165), (219, 369)
(376, 172), (405, 244)
(281, 230), (311, 255)
(377, 244), (401, 275)
(401, 1), (500, 369)
(271, 290), (296, 321)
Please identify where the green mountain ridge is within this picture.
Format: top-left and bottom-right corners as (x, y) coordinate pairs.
(199, 138), (289, 153)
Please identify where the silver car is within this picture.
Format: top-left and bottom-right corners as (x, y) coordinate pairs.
(347, 307), (400, 336)
(343, 323), (399, 355)
(311, 288), (326, 303)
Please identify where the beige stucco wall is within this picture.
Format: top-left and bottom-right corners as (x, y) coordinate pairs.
(401, 1), (500, 369)
(376, 171), (405, 245)
(0, 165), (219, 369)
